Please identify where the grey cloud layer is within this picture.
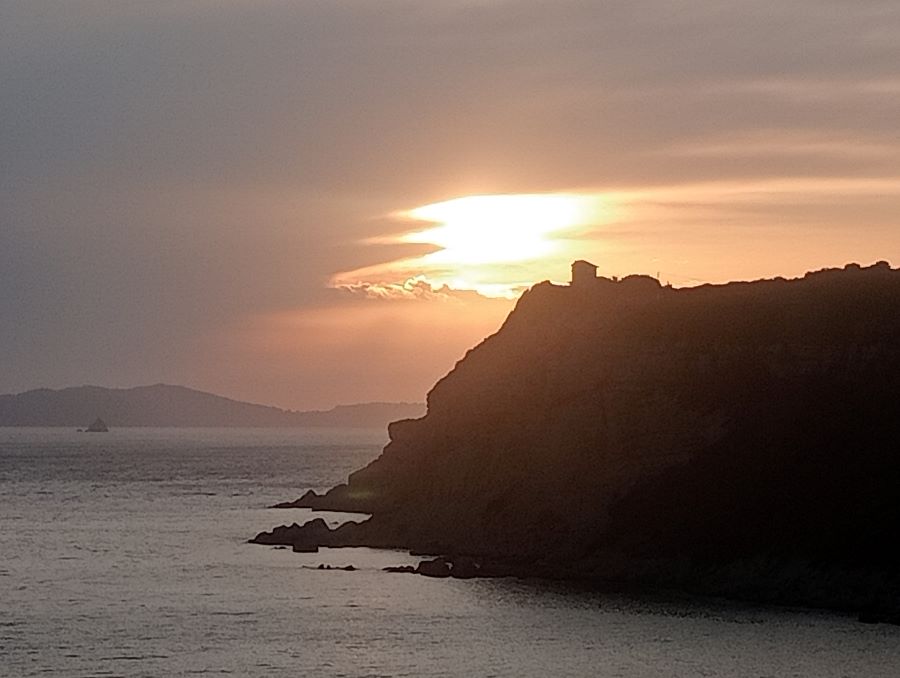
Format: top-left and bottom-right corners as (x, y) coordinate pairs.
(5, 1), (898, 188)
(2, 0), (898, 403)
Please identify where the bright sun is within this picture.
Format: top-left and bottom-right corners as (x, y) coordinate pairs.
(402, 194), (589, 266)
(333, 192), (608, 298)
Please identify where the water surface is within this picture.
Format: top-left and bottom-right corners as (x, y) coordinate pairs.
(2, 427), (897, 677)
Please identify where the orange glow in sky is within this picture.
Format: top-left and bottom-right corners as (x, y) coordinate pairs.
(333, 177), (898, 302)
(5, 1), (900, 410)
(403, 194), (593, 265)
(335, 193), (609, 298)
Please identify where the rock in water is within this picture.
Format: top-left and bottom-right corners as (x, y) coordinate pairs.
(292, 543), (319, 553)
(416, 558), (451, 578)
(383, 565), (416, 574)
(85, 417), (109, 433)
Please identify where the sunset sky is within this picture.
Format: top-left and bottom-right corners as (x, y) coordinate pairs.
(2, 1), (898, 409)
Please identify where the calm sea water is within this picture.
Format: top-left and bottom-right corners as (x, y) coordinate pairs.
(1, 427), (898, 677)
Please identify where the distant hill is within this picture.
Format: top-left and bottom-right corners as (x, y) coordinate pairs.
(0, 384), (425, 428)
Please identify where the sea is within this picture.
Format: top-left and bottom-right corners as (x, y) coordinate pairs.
(1, 427), (898, 677)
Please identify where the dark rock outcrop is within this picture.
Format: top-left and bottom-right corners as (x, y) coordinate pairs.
(255, 262), (900, 617)
(269, 486), (374, 513)
(416, 558), (451, 578)
(292, 543), (319, 553)
(269, 490), (318, 509)
(447, 556), (482, 579)
(251, 518), (338, 551)
(381, 556), (523, 579)
(249, 517), (404, 551)
(315, 564), (356, 571)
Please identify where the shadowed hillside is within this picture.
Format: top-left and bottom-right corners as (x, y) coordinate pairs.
(254, 261), (900, 616)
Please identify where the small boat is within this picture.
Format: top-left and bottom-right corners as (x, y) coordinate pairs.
(85, 417), (109, 433)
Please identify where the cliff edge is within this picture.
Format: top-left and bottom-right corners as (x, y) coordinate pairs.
(255, 261), (900, 617)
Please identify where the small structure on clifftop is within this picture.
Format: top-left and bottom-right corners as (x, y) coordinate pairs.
(571, 260), (598, 286)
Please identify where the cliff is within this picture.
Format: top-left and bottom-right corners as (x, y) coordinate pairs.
(254, 262), (900, 616)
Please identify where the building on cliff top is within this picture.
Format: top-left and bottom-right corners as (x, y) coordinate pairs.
(571, 260), (598, 286)
(570, 260), (666, 291)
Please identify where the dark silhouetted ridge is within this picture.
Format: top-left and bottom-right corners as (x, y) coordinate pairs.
(255, 261), (900, 620)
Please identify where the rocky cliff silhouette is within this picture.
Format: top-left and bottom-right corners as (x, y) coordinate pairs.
(254, 261), (900, 618)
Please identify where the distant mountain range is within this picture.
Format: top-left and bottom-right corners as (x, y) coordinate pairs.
(0, 384), (425, 428)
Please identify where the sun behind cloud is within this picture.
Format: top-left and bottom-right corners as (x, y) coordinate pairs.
(334, 193), (608, 298)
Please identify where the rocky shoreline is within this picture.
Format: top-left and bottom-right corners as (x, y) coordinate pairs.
(267, 486), (371, 512)
(249, 515), (900, 625)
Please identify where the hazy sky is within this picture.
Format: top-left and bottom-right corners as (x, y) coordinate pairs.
(2, 1), (898, 408)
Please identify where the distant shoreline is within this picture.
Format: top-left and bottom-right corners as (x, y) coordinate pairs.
(0, 424), (396, 429)
(0, 384), (425, 429)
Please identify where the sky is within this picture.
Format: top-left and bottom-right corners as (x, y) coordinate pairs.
(2, 0), (898, 409)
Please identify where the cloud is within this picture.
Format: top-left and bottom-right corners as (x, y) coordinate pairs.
(1, 0), (899, 404)
(336, 277), (525, 303)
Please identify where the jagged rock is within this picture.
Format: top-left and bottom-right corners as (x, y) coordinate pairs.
(250, 518), (336, 551)
(383, 557), (503, 579)
(314, 563), (357, 571)
(269, 490), (318, 509)
(268, 485), (376, 513)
